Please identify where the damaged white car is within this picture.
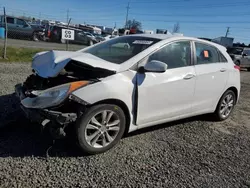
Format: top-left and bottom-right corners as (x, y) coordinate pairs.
(15, 34), (240, 154)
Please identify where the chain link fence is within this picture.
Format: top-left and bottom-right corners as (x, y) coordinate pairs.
(0, 7), (95, 61)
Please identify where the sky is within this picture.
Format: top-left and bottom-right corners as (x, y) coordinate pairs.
(0, 0), (250, 44)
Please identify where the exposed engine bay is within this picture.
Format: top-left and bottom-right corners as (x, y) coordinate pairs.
(23, 60), (116, 91)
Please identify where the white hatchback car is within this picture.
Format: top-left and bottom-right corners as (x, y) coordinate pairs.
(15, 34), (241, 154)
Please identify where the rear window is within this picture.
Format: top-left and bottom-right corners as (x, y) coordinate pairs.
(227, 48), (243, 55)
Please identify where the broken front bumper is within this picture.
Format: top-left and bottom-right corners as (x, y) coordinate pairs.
(15, 84), (78, 138)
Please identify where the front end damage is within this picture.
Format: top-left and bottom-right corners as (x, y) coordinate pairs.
(15, 50), (116, 139)
(15, 80), (89, 139)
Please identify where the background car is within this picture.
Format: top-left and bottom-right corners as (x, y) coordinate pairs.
(0, 15), (45, 41)
(48, 25), (99, 45)
(227, 47), (250, 71)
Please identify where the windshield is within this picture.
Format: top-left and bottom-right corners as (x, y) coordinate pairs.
(227, 47), (243, 55)
(84, 36), (161, 64)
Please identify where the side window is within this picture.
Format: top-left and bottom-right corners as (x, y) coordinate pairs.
(218, 51), (228, 62)
(195, 42), (220, 64)
(147, 41), (191, 69)
(16, 19), (25, 26)
(6, 17), (14, 24)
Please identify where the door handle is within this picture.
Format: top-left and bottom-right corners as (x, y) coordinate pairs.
(183, 74), (195, 80)
(220, 68), (227, 72)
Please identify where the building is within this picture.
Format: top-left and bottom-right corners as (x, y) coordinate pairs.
(211, 37), (234, 47)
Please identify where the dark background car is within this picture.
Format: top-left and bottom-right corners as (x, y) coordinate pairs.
(0, 15), (45, 41)
(49, 25), (99, 45)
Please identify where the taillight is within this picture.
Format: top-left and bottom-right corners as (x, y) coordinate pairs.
(48, 31), (51, 37)
(234, 65), (240, 71)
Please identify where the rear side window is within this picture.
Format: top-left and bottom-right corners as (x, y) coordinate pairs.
(195, 42), (220, 64)
(6, 17), (14, 24)
(218, 51), (228, 62)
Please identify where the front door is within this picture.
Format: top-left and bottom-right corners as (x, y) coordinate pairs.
(192, 41), (229, 113)
(137, 40), (196, 125)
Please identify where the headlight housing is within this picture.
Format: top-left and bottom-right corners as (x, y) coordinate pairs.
(21, 81), (89, 109)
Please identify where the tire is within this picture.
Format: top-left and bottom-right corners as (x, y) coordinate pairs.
(88, 40), (93, 46)
(76, 104), (126, 155)
(32, 32), (39, 41)
(61, 39), (66, 44)
(214, 90), (236, 121)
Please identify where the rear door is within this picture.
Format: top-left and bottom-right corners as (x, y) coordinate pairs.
(192, 41), (229, 113)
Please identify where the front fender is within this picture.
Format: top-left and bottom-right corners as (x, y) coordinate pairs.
(71, 71), (136, 124)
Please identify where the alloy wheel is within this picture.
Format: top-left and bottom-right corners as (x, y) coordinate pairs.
(219, 93), (234, 119)
(85, 110), (120, 148)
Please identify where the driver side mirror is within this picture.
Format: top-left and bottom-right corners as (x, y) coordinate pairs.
(138, 60), (168, 73)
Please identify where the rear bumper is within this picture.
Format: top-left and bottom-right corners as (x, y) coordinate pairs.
(15, 84), (77, 138)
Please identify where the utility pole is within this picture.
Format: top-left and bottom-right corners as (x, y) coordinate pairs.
(225, 27), (230, 37)
(3, 7), (7, 59)
(67, 9), (69, 24)
(66, 9), (69, 51)
(39, 12), (41, 25)
(125, 2), (130, 29)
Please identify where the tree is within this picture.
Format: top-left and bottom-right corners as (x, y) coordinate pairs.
(172, 22), (180, 33)
(125, 19), (142, 30)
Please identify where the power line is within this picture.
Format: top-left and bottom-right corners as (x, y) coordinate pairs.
(129, 2), (250, 9)
(137, 19), (250, 24)
(130, 12), (250, 17)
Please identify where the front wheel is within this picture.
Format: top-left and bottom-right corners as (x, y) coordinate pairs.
(214, 90), (236, 121)
(32, 32), (39, 41)
(76, 104), (126, 155)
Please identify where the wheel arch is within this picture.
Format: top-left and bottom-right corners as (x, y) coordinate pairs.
(227, 86), (238, 103)
(90, 98), (131, 136)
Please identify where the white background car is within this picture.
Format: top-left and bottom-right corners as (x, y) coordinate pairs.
(16, 34), (241, 155)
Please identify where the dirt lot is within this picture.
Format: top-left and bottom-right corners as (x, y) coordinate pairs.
(0, 63), (250, 188)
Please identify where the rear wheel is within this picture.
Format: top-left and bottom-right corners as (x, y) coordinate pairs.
(76, 104), (126, 155)
(214, 90), (236, 121)
(88, 40), (93, 46)
(61, 39), (66, 44)
(32, 32), (39, 41)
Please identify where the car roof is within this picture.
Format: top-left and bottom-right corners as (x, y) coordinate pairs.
(125, 34), (227, 50)
(130, 33), (174, 40)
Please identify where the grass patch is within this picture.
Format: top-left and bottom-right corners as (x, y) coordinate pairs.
(0, 46), (46, 63)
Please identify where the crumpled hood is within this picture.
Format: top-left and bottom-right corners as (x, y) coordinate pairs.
(32, 50), (119, 78)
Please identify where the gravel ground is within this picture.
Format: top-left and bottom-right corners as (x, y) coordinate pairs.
(0, 63), (250, 188)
